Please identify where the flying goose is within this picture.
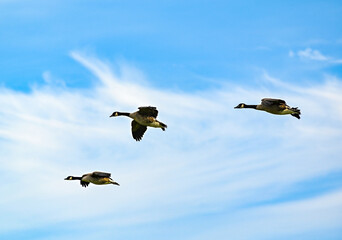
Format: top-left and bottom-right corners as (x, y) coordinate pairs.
(234, 98), (301, 119)
(64, 171), (120, 188)
(110, 106), (167, 141)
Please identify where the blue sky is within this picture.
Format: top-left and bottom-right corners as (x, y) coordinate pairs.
(1, 0), (342, 239)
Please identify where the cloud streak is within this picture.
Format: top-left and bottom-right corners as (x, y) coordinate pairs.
(0, 52), (342, 239)
(290, 48), (342, 64)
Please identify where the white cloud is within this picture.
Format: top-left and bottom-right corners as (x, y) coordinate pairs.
(42, 71), (66, 87)
(199, 190), (342, 240)
(298, 48), (329, 61)
(292, 48), (342, 64)
(0, 52), (342, 239)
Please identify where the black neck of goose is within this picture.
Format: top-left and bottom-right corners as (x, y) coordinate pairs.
(71, 176), (83, 180)
(244, 104), (257, 109)
(117, 112), (130, 116)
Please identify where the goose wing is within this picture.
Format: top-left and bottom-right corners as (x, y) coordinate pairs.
(261, 98), (287, 109)
(131, 120), (147, 141)
(91, 171), (111, 178)
(80, 180), (89, 187)
(138, 106), (158, 118)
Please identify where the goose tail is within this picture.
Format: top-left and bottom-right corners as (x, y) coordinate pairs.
(158, 121), (167, 131)
(111, 180), (120, 186)
(290, 107), (301, 119)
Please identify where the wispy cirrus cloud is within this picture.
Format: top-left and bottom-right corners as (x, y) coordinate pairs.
(289, 48), (342, 64)
(0, 51), (342, 239)
(298, 48), (329, 61)
(198, 190), (342, 240)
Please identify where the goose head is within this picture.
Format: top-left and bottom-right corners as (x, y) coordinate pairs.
(234, 103), (246, 109)
(110, 111), (120, 117)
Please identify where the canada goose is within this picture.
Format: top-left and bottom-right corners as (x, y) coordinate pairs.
(234, 98), (301, 119)
(110, 106), (167, 141)
(64, 171), (120, 188)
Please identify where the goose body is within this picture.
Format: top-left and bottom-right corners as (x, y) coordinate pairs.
(110, 106), (167, 141)
(64, 171), (120, 188)
(234, 98), (301, 119)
